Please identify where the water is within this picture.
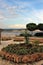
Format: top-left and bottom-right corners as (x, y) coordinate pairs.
(1, 31), (21, 37)
(1, 30), (42, 37)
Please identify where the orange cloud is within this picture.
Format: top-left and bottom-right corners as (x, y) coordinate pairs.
(9, 24), (26, 28)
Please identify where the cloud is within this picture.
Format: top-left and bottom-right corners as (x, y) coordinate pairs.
(35, 10), (43, 21)
(0, 0), (32, 20)
(23, 9), (43, 24)
(0, 15), (5, 20)
(6, 6), (20, 18)
(31, 10), (43, 23)
(0, 0), (20, 19)
(24, 18), (33, 22)
(0, 11), (6, 20)
(9, 24), (26, 28)
(0, 21), (6, 28)
(0, 0), (35, 19)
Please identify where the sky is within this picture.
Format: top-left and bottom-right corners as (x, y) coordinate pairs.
(0, 0), (43, 29)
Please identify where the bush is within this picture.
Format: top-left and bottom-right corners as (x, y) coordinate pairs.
(16, 48), (28, 55)
(19, 33), (32, 37)
(34, 40), (40, 47)
(2, 44), (17, 54)
(34, 32), (43, 37)
(1, 43), (43, 55)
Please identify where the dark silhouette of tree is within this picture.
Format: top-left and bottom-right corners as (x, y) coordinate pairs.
(0, 29), (3, 44)
(37, 23), (43, 31)
(24, 30), (29, 44)
(26, 23), (37, 36)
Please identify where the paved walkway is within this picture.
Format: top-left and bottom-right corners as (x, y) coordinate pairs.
(0, 40), (14, 50)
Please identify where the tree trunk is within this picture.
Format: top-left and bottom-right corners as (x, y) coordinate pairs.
(0, 32), (1, 44)
(31, 31), (34, 36)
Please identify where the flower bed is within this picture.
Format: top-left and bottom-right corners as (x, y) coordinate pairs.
(0, 43), (43, 63)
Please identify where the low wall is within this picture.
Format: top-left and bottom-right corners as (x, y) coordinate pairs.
(0, 50), (43, 63)
(29, 37), (43, 43)
(14, 37), (43, 43)
(1, 36), (43, 44)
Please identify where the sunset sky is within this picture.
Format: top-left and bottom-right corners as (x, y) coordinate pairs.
(0, 0), (43, 29)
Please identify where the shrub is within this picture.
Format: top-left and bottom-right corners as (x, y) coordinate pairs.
(20, 33), (32, 37)
(34, 40), (40, 46)
(1, 43), (43, 56)
(34, 32), (43, 37)
(16, 48), (28, 55)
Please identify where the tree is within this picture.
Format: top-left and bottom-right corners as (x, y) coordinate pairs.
(26, 23), (37, 36)
(37, 23), (43, 31)
(0, 29), (3, 44)
(24, 30), (29, 44)
(22, 29), (29, 44)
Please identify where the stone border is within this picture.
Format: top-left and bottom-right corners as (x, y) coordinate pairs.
(0, 50), (43, 63)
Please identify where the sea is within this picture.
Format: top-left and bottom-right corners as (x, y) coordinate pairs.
(1, 29), (42, 37)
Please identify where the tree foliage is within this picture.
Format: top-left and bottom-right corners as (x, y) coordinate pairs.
(26, 23), (37, 31)
(37, 23), (43, 31)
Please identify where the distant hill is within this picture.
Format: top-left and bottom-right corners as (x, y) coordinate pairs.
(0, 28), (26, 32)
